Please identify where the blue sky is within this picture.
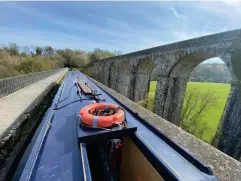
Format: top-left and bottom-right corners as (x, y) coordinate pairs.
(0, 1), (241, 55)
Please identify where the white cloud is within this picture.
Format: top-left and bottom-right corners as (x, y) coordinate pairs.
(222, 0), (241, 6)
(197, 1), (241, 20)
(168, 7), (187, 19)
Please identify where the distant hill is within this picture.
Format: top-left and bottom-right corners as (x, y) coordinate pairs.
(189, 63), (232, 83)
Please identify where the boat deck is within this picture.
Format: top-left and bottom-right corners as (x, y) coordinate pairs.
(18, 71), (219, 181)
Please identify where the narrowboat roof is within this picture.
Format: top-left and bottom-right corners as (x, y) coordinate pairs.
(17, 71), (220, 181)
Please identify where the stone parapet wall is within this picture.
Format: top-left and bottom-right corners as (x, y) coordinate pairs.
(91, 29), (241, 63)
(0, 68), (66, 98)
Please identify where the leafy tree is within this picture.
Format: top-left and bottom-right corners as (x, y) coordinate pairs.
(17, 56), (56, 74)
(20, 52), (27, 57)
(36, 46), (43, 55)
(0, 60), (19, 78)
(56, 49), (74, 66)
(57, 49), (91, 68)
(71, 53), (90, 68)
(0, 42), (116, 79)
(8, 43), (19, 56)
(89, 48), (115, 61)
(44, 46), (54, 56)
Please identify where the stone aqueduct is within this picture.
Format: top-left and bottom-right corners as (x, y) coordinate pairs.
(86, 29), (241, 159)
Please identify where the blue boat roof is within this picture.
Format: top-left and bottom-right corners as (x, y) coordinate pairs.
(18, 71), (220, 181)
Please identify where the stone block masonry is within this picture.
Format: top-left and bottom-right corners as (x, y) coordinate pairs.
(85, 29), (241, 160)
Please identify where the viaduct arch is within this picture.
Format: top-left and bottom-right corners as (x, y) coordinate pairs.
(86, 29), (241, 160)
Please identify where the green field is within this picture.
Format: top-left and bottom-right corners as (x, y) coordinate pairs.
(146, 81), (231, 143)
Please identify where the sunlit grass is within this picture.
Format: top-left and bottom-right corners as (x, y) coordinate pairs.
(146, 81), (231, 143)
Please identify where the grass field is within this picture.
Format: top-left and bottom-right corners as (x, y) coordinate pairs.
(147, 81), (231, 143)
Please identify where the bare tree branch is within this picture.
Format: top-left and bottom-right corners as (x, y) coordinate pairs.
(181, 85), (218, 141)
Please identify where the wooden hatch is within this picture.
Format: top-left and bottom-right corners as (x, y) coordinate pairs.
(77, 81), (93, 95)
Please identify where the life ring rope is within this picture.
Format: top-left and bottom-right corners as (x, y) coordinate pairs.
(79, 103), (126, 129)
(92, 116), (98, 128)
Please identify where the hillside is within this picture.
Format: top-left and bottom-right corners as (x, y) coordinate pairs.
(189, 63), (232, 83)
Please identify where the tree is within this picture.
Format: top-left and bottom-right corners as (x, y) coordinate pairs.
(180, 86), (218, 141)
(56, 49), (91, 68)
(56, 49), (74, 67)
(44, 46), (54, 56)
(36, 46), (43, 55)
(8, 43), (19, 56)
(71, 52), (90, 68)
(189, 63), (232, 83)
(89, 48), (115, 61)
(20, 52), (27, 57)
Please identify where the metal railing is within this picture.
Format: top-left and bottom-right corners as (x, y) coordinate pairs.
(0, 68), (66, 98)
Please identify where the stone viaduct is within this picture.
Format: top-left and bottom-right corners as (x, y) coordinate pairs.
(85, 29), (241, 160)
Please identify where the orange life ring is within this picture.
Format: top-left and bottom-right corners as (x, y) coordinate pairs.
(79, 103), (125, 128)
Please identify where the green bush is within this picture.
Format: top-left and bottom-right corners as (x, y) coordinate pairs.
(138, 94), (155, 112)
(0, 43), (116, 79)
(7, 43), (19, 56)
(18, 57), (42, 73)
(0, 61), (19, 78)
